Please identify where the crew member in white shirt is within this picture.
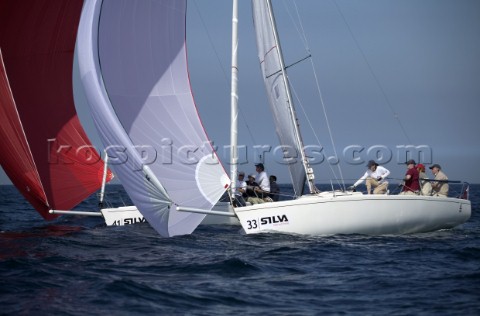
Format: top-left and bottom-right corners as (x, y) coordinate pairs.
(234, 171), (247, 206)
(254, 163), (270, 199)
(349, 160), (390, 194)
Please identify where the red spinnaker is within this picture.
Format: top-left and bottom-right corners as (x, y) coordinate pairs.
(0, 0), (108, 220)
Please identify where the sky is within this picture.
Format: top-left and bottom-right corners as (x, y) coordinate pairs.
(1, 0), (479, 186)
(187, 0), (480, 184)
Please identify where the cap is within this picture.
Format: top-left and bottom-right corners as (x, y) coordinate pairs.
(238, 171), (245, 176)
(406, 159), (416, 165)
(429, 164), (441, 170)
(255, 163), (264, 170)
(249, 174), (256, 179)
(417, 163), (425, 171)
(366, 160), (378, 168)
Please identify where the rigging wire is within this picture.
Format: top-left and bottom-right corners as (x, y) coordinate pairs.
(192, 1), (257, 146)
(289, 83), (344, 188)
(331, 0), (412, 144)
(282, 0), (347, 189)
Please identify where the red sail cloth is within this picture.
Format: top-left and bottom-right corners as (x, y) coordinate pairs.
(0, 0), (108, 220)
(0, 51), (49, 213)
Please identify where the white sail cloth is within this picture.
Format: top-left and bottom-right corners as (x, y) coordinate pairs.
(252, 0), (307, 196)
(77, 0), (229, 237)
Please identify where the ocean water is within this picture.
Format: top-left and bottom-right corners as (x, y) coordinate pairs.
(0, 184), (479, 315)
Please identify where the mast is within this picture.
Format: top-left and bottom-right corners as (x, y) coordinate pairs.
(264, 0), (317, 193)
(230, 0), (239, 201)
(98, 151), (109, 207)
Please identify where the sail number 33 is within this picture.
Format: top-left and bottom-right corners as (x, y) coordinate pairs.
(246, 215), (289, 230)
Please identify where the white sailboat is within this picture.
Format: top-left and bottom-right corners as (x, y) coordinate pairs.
(231, 0), (471, 235)
(100, 202), (236, 227)
(98, 156), (237, 227)
(97, 153), (146, 226)
(53, 151), (236, 227)
(77, 0), (238, 236)
(76, 0), (470, 237)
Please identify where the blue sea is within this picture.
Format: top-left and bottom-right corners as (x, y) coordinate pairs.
(0, 184), (479, 315)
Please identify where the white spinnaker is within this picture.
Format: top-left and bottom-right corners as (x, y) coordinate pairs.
(252, 0), (307, 196)
(77, 0), (228, 237)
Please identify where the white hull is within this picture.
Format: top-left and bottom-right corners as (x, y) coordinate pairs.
(101, 203), (239, 226)
(234, 192), (471, 235)
(101, 206), (146, 226)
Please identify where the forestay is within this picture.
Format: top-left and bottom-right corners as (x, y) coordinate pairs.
(251, 0), (307, 196)
(77, 0), (229, 237)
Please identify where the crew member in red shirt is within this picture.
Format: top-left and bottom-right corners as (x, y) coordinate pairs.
(400, 159), (420, 195)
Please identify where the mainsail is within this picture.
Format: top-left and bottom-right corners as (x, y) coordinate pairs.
(0, 0), (108, 220)
(251, 0), (308, 196)
(77, 0), (229, 237)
